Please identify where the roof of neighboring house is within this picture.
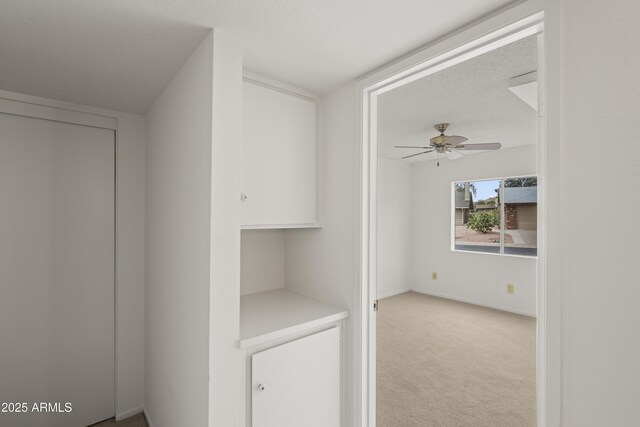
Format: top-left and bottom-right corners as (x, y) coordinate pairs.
(504, 186), (537, 204)
(475, 204), (496, 210)
(455, 191), (471, 209)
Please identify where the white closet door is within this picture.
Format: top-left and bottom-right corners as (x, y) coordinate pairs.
(252, 327), (340, 427)
(0, 113), (115, 427)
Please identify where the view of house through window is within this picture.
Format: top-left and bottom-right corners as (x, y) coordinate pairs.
(453, 176), (537, 256)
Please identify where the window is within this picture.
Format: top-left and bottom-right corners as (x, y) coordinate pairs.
(452, 176), (537, 256)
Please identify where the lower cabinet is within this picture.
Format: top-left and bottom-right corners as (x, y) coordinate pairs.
(250, 327), (341, 427)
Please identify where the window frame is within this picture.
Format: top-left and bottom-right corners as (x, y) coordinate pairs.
(451, 174), (538, 258)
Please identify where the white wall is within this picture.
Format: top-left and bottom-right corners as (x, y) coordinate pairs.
(284, 83), (358, 427)
(114, 112), (147, 419)
(146, 29), (244, 427)
(145, 32), (214, 427)
(241, 230), (285, 295)
(560, 1), (640, 425)
(207, 30), (244, 427)
(410, 146), (537, 316)
(377, 158), (412, 298)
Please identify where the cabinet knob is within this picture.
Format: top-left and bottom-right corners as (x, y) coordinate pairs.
(257, 384), (267, 392)
(240, 193), (248, 202)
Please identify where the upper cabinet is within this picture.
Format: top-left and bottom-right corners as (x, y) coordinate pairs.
(241, 75), (319, 229)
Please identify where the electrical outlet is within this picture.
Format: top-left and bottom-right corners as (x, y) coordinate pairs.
(432, 272), (438, 280)
(507, 283), (515, 294)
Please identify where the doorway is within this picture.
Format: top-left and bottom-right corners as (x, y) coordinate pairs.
(0, 112), (116, 427)
(357, 6), (554, 427)
(376, 32), (539, 425)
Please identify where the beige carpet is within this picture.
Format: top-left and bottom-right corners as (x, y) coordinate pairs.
(90, 413), (148, 427)
(377, 292), (536, 427)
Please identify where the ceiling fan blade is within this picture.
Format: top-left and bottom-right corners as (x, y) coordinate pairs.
(456, 142), (502, 151)
(445, 149), (463, 160)
(401, 149), (434, 160)
(395, 145), (430, 149)
(444, 135), (468, 146)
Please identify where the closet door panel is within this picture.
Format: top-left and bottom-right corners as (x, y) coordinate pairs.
(0, 113), (115, 427)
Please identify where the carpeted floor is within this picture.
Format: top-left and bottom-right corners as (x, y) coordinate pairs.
(90, 413), (148, 427)
(377, 292), (536, 427)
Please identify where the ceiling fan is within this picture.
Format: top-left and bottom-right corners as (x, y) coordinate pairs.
(395, 123), (502, 165)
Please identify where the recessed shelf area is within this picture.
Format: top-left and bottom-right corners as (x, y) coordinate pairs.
(239, 288), (348, 349)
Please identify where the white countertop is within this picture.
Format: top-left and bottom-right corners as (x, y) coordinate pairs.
(239, 288), (349, 349)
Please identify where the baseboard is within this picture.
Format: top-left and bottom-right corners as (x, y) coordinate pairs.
(410, 288), (536, 317)
(143, 407), (155, 427)
(115, 405), (144, 422)
(377, 288), (411, 299)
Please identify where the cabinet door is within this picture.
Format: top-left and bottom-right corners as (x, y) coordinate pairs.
(241, 80), (317, 228)
(252, 328), (340, 427)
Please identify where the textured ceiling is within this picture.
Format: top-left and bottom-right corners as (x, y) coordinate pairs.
(0, 0), (517, 113)
(378, 35), (538, 163)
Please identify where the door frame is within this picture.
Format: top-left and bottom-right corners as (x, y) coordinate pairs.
(0, 90), (146, 421)
(354, 1), (562, 426)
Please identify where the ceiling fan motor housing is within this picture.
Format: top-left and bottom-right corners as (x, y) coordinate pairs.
(430, 134), (448, 146)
